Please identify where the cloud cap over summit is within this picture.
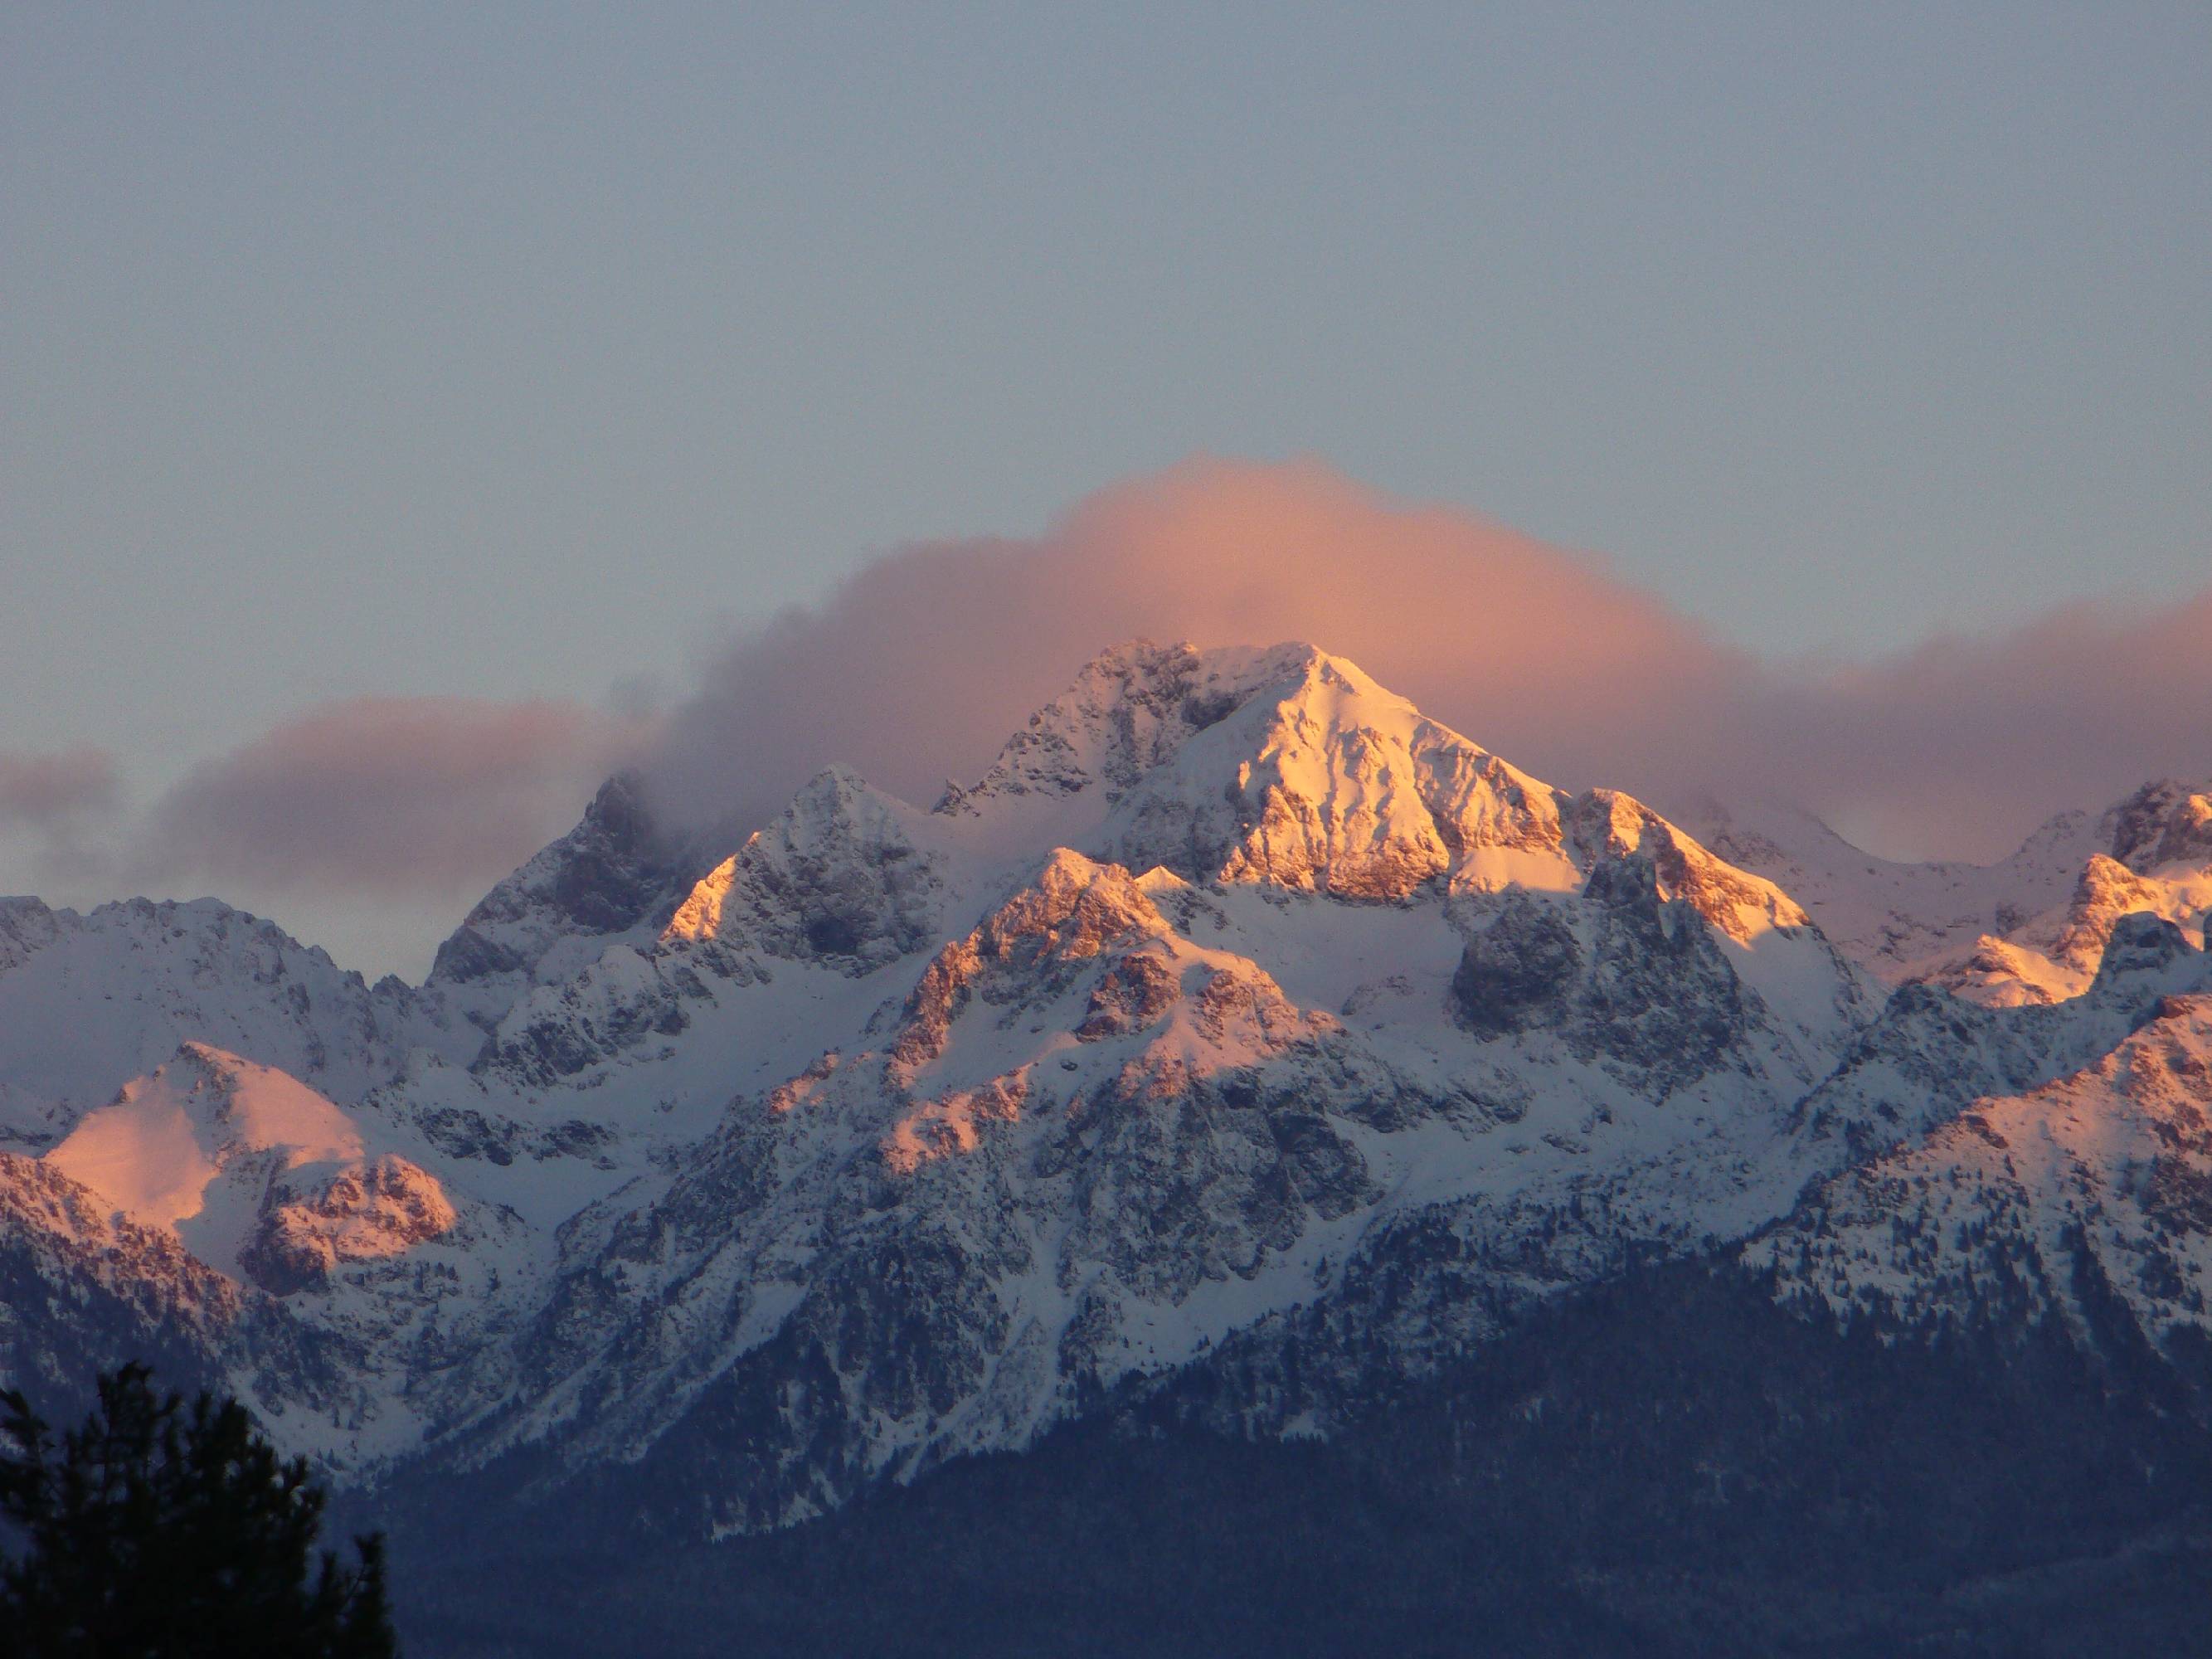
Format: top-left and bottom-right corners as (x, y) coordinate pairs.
(645, 457), (2212, 864)
(646, 459), (1744, 834)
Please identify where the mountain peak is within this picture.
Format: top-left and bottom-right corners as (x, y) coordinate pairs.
(41, 1043), (462, 1298)
(427, 766), (702, 1001)
(1564, 790), (1811, 944)
(940, 638), (1572, 902)
(662, 765), (942, 967)
(939, 639), (1337, 815)
(46, 1044), (363, 1233)
(2102, 778), (2212, 873)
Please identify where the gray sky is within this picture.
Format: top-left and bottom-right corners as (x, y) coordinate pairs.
(2, 4), (2208, 976)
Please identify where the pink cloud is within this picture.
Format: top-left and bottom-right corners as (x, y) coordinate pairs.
(0, 746), (120, 831)
(648, 457), (1752, 832)
(1753, 593), (2212, 859)
(130, 698), (647, 903)
(644, 457), (2212, 864)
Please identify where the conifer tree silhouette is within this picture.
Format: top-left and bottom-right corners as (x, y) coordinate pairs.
(0, 1364), (396, 1657)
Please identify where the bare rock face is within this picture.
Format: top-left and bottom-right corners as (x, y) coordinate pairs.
(940, 640), (1248, 807)
(428, 771), (706, 1023)
(891, 850), (1170, 1069)
(1190, 961), (1319, 1049)
(881, 1070), (1032, 1175)
(2103, 780), (2212, 873)
(1442, 785), (1848, 1096)
(2091, 911), (2197, 985)
(1450, 892), (1582, 1039)
(1449, 854), (1755, 1089)
(0, 897), (65, 975)
(2050, 854), (2166, 975)
(1564, 790), (1811, 944)
(664, 766), (945, 973)
(1573, 853), (1756, 1083)
(241, 1155), (459, 1296)
(1077, 951), (1182, 1041)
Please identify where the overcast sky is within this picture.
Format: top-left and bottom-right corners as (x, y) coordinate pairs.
(3, 5), (2207, 976)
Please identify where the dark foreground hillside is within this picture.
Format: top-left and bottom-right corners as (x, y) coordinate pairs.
(373, 1265), (2212, 1657)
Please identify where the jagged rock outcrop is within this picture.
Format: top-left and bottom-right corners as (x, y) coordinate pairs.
(427, 771), (709, 1027)
(240, 1154), (458, 1296)
(664, 766), (946, 971)
(1714, 776), (2212, 1011)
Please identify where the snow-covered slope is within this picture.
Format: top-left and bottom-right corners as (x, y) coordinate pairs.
(426, 771), (712, 1032)
(939, 641), (1581, 901)
(1676, 794), (2103, 983)
(0, 895), (472, 1151)
(1754, 975), (2212, 1356)
(1684, 781), (2212, 1010)
(46, 1043), (457, 1287)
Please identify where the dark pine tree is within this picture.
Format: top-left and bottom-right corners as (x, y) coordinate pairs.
(0, 1364), (396, 1658)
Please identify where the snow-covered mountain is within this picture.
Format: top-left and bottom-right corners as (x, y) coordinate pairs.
(425, 770), (714, 1032)
(1682, 781), (2212, 1006)
(3, 639), (2210, 1546)
(0, 895), (476, 1151)
(1756, 974), (2212, 1351)
(1675, 792), (2103, 984)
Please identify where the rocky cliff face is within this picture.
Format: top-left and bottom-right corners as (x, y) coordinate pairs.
(4, 640), (2210, 1540)
(425, 770), (712, 1031)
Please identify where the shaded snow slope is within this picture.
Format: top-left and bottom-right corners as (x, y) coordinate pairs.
(426, 771), (711, 1030)
(1756, 977), (2212, 1356)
